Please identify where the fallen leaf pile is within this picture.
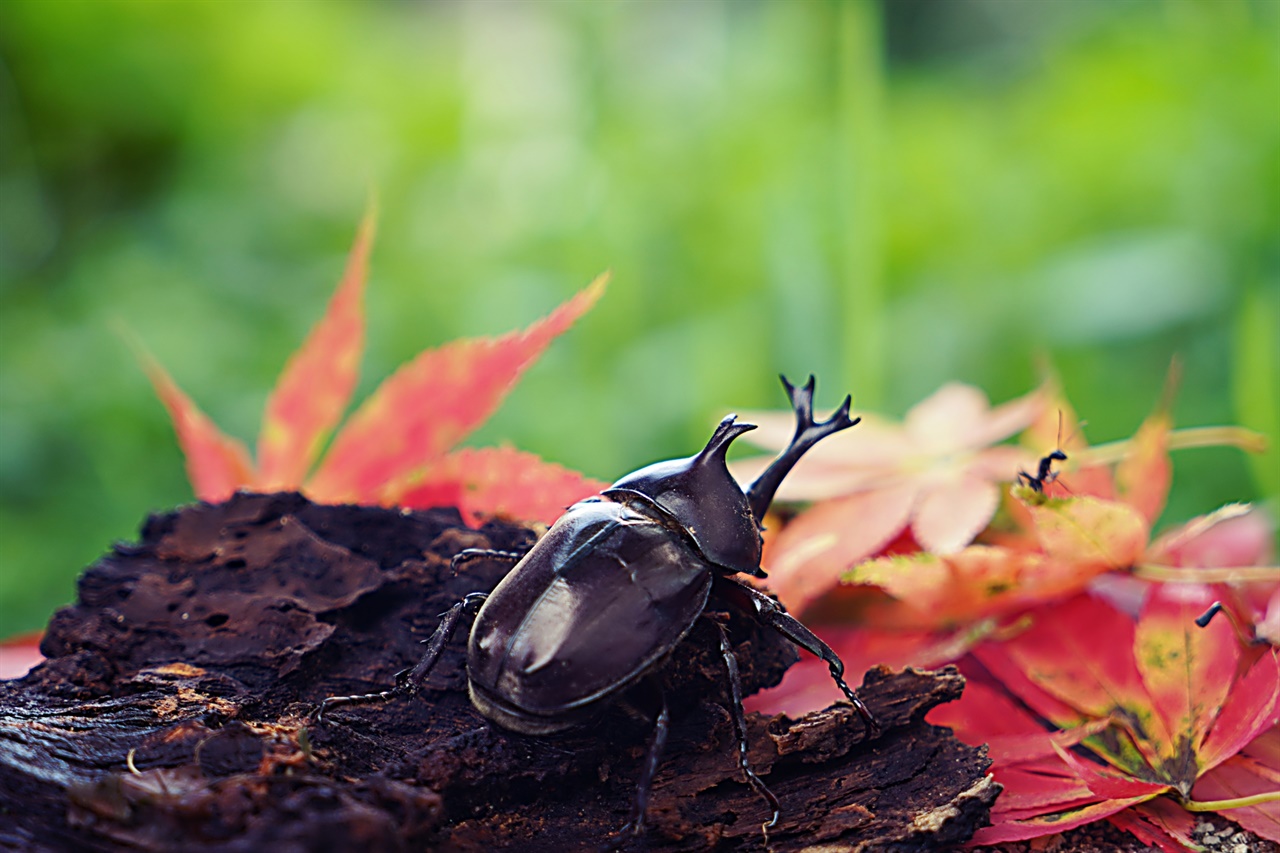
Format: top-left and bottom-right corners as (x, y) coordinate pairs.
(743, 372), (1279, 849)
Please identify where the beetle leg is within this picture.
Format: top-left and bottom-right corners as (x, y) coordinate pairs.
(709, 617), (781, 842)
(746, 375), (860, 524)
(450, 548), (525, 575)
(608, 679), (669, 848)
(719, 579), (881, 738)
(312, 592), (487, 722)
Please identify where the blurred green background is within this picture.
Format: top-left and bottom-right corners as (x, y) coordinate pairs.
(1, 0), (1277, 635)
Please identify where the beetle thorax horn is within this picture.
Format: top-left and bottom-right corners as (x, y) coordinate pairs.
(699, 415), (757, 462)
(607, 414), (766, 578)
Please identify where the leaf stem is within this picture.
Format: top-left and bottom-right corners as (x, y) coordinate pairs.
(1076, 426), (1266, 467)
(1133, 564), (1280, 582)
(1182, 790), (1280, 811)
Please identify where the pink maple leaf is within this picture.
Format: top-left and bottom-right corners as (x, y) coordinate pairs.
(731, 382), (1044, 612)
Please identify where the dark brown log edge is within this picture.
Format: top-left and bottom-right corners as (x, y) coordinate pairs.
(0, 492), (997, 852)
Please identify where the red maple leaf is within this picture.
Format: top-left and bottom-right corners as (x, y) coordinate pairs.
(140, 208), (609, 524)
(931, 586), (1280, 849)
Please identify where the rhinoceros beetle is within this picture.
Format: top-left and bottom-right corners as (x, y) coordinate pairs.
(316, 376), (880, 842)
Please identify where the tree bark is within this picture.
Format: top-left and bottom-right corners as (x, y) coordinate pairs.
(0, 492), (996, 851)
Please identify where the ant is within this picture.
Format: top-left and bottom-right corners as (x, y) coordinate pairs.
(1017, 411), (1073, 494)
(1018, 448), (1067, 494)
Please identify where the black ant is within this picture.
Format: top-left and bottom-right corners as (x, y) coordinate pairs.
(1017, 412), (1073, 494)
(1018, 448), (1067, 494)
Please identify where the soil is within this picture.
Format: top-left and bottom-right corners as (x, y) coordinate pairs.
(1, 492), (996, 851)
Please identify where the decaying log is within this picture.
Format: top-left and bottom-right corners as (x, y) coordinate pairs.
(0, 492), (997, 851)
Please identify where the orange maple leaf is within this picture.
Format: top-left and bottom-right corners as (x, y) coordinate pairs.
(141, 209), (609, 524)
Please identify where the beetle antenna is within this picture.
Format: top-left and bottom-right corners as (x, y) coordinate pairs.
(745, 375), (859, 523)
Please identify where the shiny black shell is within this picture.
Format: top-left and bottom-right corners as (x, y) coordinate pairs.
(467, 492), (714, 734)
(464, 378), (855, 736)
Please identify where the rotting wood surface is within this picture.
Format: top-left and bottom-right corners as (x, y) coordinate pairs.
(0, 492), (997, 851)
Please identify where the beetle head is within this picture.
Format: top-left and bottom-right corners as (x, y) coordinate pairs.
(609, 414), (765, 578)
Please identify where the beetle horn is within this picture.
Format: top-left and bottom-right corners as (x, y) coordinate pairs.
(698, 415), (757, 463)
(745, 375), (859, 524)
(608, 412), (766, 577)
